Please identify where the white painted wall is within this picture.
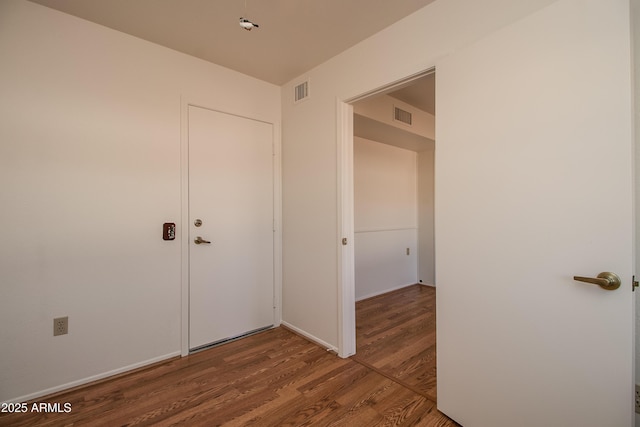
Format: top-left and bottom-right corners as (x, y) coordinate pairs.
(281, 0), (557, 351)
(354, 137), (417, 300)
(418, 149), (435, 285)
(354, 138), (417, 231)
(0, 0), (280, 402)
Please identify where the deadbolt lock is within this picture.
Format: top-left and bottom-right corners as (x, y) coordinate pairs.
(194, 219), (202, 227)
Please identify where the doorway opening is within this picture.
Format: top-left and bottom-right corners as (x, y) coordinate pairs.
(345, 71), (437, 398)
(337, 68), (436, 360)
(351, 73), (435, 299)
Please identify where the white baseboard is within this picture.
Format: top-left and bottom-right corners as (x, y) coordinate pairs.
(7, 351), (181, 403)
(280, 321), (338, 353)
(356, 282), (424, 302)
(420, 282), (435, 288)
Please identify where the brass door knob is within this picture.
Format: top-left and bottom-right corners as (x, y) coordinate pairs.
(573, 272), (621, 291)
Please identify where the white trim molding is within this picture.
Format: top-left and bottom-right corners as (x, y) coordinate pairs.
(336, 99), (356, 358)
(281, 321), (338, 353)
(7, 352), (180, 404)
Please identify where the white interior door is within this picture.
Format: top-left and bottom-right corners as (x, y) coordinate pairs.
(188, 105), (274, 351)
(435, 1), (633, 426)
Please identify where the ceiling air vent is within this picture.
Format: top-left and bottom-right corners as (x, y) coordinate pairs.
(294, 80), (309, 104)
(393, 106), (412, 125)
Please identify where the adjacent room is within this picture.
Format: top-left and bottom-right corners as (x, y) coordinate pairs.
(350, 74), (438, 400)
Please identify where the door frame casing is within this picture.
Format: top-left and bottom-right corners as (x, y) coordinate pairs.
(336, 69), (435, 358)
(336, 99), (356, 358)
(180, 97), (282, 356)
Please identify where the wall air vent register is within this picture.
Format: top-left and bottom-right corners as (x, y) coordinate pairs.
(294, 80), (309, 104)
(393, 106), (412, 125)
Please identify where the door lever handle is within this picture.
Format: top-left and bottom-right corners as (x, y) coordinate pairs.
(194, 236), (211, 245)
(573, 272), (621, 291)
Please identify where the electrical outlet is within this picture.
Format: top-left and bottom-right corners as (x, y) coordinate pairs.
(636, 384), (640, 414)
(53, 317), (68, 336)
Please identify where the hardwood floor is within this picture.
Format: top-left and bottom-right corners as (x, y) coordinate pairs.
(353, 284), (437, 401)
(0, 286), (455, 426)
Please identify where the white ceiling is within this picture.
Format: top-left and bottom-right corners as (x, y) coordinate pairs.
(28, 0), (436, 86)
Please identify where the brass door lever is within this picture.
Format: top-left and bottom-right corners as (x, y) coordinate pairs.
(573, 272), (621, 291)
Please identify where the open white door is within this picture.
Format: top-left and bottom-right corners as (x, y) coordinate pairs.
(435, 1), (633, 426)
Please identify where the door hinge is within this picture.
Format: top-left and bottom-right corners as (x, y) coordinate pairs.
(633, 275), (639, 292)
(342, 237), (347, 245)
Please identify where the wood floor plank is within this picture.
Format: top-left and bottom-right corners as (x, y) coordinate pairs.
(0, 285), (456, 426)
(353, 284), (438, 401)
